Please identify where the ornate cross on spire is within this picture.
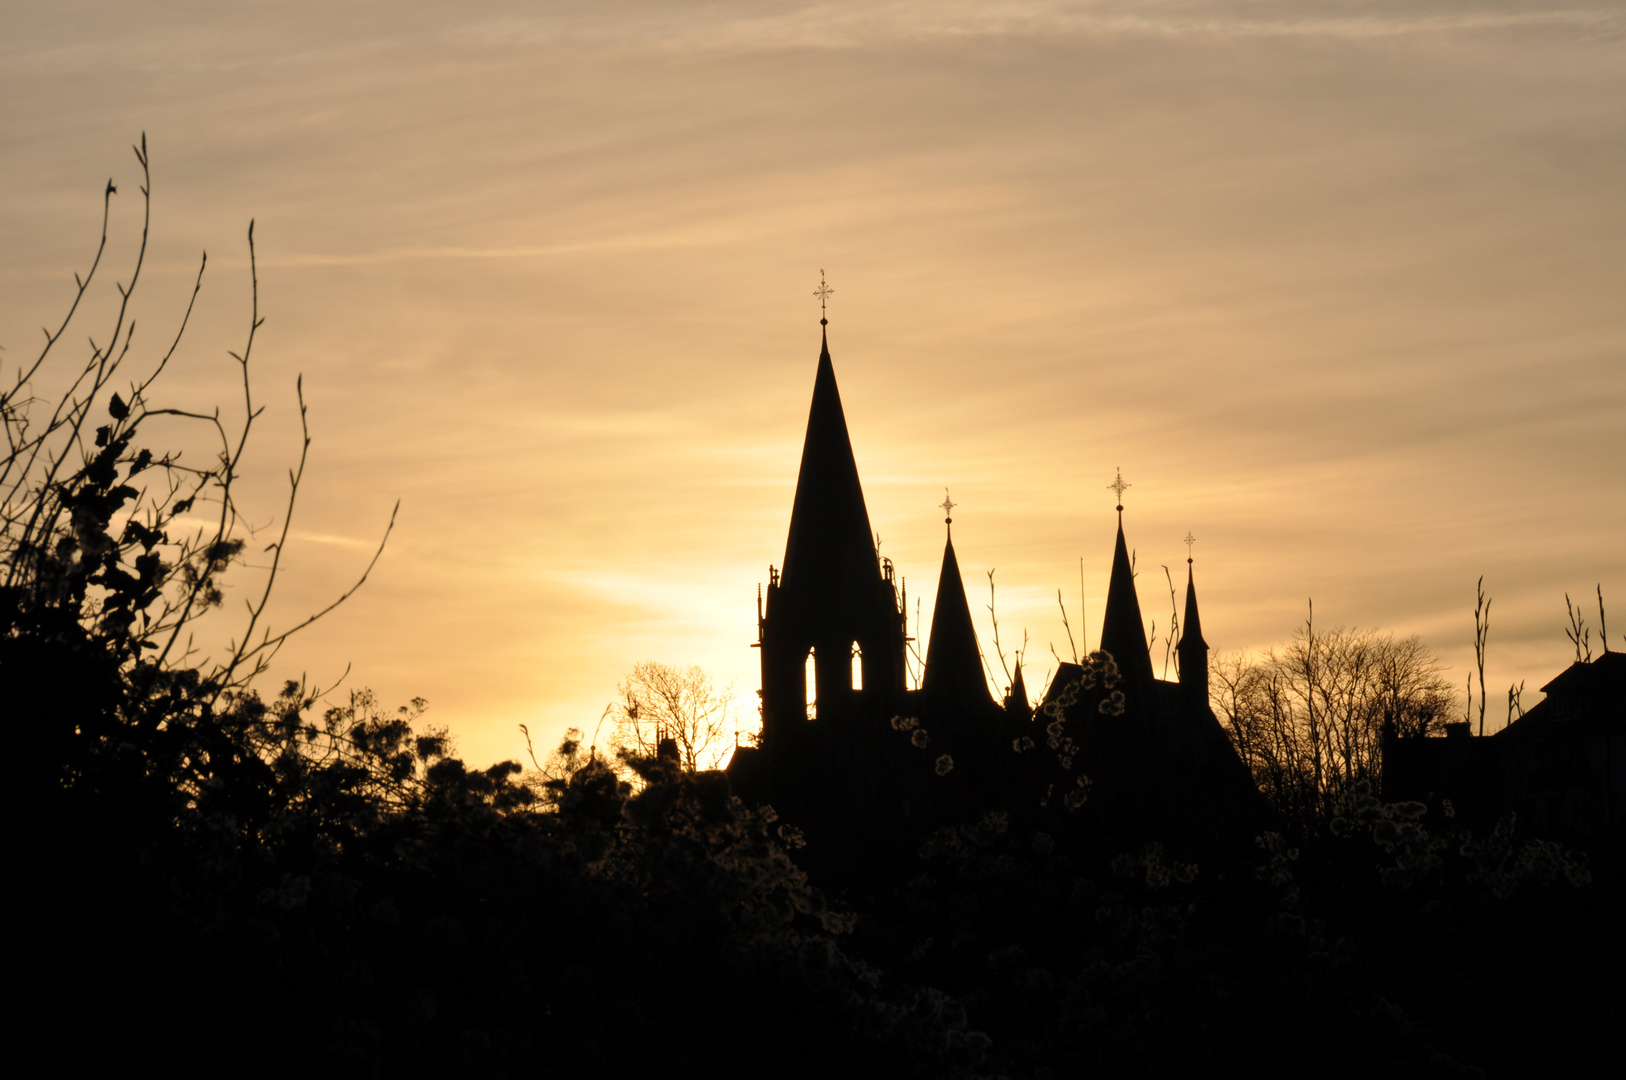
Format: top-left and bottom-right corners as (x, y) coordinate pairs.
(813, 270), (833, 326)
(940, 488), (956, 525)
(1184, 532), (1197, 564)
(1107, 467), (1131, 513)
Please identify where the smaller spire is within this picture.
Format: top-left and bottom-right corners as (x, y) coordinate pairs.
(1100, 516), (1155, 689)
(1006, 657), (1032, 721)
(1177, 553), (1210, 701)
(1178, 557), (1209, 653)
(922, 524), (993, 711)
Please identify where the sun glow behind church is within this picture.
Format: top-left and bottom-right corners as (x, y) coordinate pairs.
(3, 1), (1622, 766)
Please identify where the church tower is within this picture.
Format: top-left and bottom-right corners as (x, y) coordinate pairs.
(756, 326), (908, 754)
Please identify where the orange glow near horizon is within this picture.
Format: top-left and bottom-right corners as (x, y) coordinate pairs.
(4, 2), (1622, 767)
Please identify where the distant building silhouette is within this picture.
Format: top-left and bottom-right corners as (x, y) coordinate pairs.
(727, 327), (1264, 859)
(1384, 651), (1624, 841)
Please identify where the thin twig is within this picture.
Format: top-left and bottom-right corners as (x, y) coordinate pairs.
(986, 569), (1013, 690)
(1057, 589), (1078, 664)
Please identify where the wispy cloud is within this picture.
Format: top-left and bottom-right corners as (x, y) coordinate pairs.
(252, 232), (753, 269)
(288, 529), (380, 552)
(453, 1), (1625, 52)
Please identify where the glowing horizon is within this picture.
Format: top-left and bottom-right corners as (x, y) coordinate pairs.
(4, 1), (1621, 767)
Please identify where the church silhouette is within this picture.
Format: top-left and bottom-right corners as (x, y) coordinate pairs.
(727, 324), (1264, 861)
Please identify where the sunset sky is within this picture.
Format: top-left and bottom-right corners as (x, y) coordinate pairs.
(5, 1), (1622, 767)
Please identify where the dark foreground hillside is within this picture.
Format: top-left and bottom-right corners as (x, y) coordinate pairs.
(10, 657), (1618, 1079)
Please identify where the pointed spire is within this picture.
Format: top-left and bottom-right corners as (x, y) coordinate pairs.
(1005, 657), (1032, 721)
(923, 520), (993, 711)
(778, 329), (882, 630)
(1177, 547), (1210, 702)
(1098, 517), (1156, 690)
(1177, 559), (1208, 653)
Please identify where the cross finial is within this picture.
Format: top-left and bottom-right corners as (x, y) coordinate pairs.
(813, 270), (833, 326)
(1107, 467), (1130, 513)
(940, 488), (956, 525)
(1184, 532), (1196, 564)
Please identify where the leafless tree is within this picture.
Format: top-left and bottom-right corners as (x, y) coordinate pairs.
(2, 136), (393, 706)
(611, 661), (739, 772)
(1213, 616), (1454, 834)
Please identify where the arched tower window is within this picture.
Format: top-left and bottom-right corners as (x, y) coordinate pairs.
(805, 649), (818, 720)
(851, 641), (864, 691)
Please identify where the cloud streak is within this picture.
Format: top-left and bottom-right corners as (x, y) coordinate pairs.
(453, 2), (1625, 53)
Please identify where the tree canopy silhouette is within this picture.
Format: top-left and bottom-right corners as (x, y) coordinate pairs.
(612, 659), (742, 771)
(1212, 614), (1455, 834)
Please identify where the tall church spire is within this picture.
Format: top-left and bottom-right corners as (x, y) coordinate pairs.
(922, 498), (992, 712)
(778, 330), (882, 614)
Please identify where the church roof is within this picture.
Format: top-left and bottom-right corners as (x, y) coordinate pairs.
(1098, 518), (1156, 688)
(922, 529), (993, 711)
(778, 330), (883, 618)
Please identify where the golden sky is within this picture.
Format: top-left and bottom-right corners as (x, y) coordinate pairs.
(5, 1), (1623, 765)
